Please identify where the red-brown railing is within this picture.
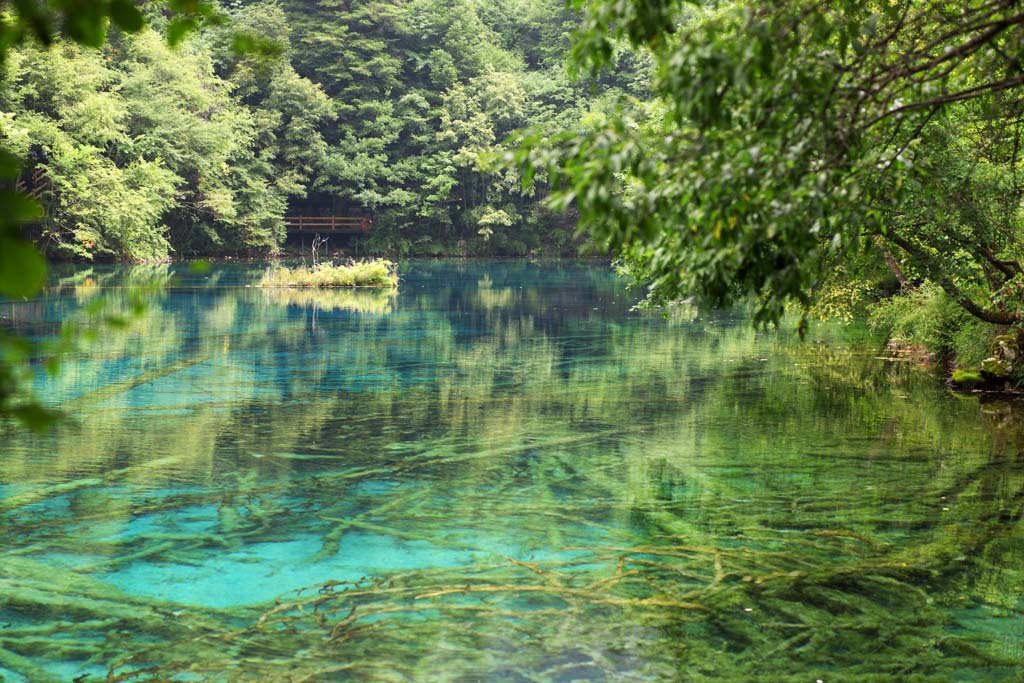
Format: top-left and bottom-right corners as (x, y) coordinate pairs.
(284, 216), (373, 234)
(16, 168), (49, 200)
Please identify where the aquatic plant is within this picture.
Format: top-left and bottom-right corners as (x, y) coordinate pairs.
(1, 443), (1020, 683)
(259, 260), (398, 289)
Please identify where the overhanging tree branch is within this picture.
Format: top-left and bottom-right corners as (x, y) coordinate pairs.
(885, 231), (1020, 324)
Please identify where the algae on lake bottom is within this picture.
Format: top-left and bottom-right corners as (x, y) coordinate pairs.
(0, 260), (1021, 682)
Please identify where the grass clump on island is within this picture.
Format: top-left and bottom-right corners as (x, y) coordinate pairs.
(260, 259), (398, 289)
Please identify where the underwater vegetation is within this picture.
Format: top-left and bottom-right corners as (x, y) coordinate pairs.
(0, 261), (1021, 682)
(1, 432), (1021, 682)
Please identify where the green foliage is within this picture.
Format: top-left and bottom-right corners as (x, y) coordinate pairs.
(278, 0), (607, 255)
(807, 273), (878, 324)
(260, 259), (398, 288)
(514, 0), (1024, 330)
(0, 0), (216, 55)
(868, 283), (997, 367)
(0, 142), (48, 429)
(1, 0), (614, 262)
(0, 5), (333, 261)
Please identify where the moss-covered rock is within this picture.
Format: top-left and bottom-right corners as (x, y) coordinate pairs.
(951, 332), (1024, 392)
(979, 334), (1020, 380)
(949, 370), (985, 389)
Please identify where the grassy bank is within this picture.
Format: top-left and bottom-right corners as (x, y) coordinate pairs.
(860, 282), (1024, 392)
(867, 283), (998, 370)
(260, 260), (398, 289)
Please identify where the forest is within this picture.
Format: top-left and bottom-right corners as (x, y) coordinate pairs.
(0, 0), (633, 260)
(3, 0), (1024, 378)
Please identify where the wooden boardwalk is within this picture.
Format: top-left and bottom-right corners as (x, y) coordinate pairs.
(284, 216), (372, 234)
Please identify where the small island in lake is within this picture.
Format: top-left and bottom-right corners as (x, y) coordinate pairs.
(259, 259), (398, 289)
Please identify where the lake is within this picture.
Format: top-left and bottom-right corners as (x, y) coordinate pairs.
(1, 260), (1022, 682)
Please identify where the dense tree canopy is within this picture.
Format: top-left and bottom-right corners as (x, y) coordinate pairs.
(277, 0), (601, 255)
(516, 0), (1024, 329)
(2, 18), (334, 260)
(2, 0), (640, 261)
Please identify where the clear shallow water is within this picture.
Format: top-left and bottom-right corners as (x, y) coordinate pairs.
(0, 260), (1022, 682)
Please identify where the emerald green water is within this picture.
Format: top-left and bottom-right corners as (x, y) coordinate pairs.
(1, 260), (1022, 682)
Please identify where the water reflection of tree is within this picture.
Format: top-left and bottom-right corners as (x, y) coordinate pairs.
(0, 263), (1020, 681)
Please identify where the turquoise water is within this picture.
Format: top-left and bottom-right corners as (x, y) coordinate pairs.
(1, 260), (1022, 682)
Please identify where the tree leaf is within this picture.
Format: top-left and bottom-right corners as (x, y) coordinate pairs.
(109, 0), (145, 32)
(0, 236), (46, 298)
(9, 403), (61, 432)
(0, 150), (22, 181)
(0, 191), (43, 225)
(167, 18), (198, 46)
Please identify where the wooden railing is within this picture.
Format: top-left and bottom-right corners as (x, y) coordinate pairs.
(284, 216), (373, 234)
(15, 168), (49, 200)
